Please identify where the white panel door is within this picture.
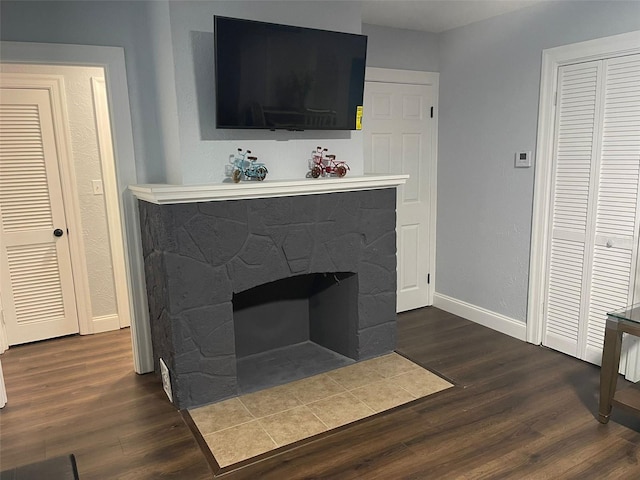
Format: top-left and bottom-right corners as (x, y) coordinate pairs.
(363, 80), (435, 312)
(544, 54), (640, 364)
(0, 87), (79, 345)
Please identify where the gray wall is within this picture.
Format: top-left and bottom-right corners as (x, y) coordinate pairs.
(362, 23), (439, 72)
(0, 0), (365, 184)
(436, 1), (640, 322)
(147, 0), (183, 184)
(167, 1), (366, 184)
(0, 0), (167, 183)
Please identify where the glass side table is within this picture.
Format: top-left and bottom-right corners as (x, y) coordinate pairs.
(598, 305), (640, 423)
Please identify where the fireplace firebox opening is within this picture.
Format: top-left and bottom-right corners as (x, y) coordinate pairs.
(233, 272), (358, 394)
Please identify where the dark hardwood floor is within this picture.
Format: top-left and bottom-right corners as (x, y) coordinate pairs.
(1, 307), (639, 479)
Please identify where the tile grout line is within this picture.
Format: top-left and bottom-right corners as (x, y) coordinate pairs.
(237, 396), (260, 419)
(256, 420), (280, 448)
(238, 396), (257, 419)
(199, 417), (258, 438)
(345, 390), (377, 415)
(257, 404), (327, 447)
(191, 398), (260, 436)
(324, 374), (347, 393)
(308, 406), (331, 431)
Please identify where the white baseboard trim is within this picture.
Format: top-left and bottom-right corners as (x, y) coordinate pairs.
(433, 293), (527, 342)
(90, 314), (121, 334)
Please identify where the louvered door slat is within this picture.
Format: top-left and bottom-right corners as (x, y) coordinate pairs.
(587, 246), (633, 351)
(551, 64), (598, 235)
(595, 54), (640, 245)
(546, 237), (585, 353)
(0, 104), (54, 233)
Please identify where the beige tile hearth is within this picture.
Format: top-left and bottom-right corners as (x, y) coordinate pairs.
(392, 366), (455, 397)
(367, 351), (422, 377)
(202, 420), (277, 467)
(258, 405), (327, 446)
(188, 353), (454, 469)
(189, 397), (254, 435)
(307, 391), (375, 429)
(326, 360), (385, 389)
(284, 373), (346, 404)
(350, 377), (418, 412)
(239, 383), (302, 417)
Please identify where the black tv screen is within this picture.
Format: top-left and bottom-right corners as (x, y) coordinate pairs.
(214, 16), (367, 131)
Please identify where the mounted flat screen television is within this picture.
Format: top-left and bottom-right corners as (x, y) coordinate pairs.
(214, 16), (367, 131)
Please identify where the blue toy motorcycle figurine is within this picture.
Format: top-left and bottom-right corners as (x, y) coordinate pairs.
(229, 148), (268, 183)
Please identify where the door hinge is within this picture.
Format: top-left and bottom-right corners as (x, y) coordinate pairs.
(553, 92), (557, 106)
(427, 273), (431, 284)
(430, 106), (434, 118)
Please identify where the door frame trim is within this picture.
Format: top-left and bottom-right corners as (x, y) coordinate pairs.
(364, 67), (439, 305)
(90, 76), (132, 330)
(0, 41), (153, 373)
(527, 30), (640, 379)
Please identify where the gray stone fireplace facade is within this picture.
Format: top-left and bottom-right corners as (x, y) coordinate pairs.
(138, 188), (398, 410)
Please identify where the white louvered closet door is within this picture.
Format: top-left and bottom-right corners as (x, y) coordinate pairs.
(0, 87), (79, 345)
(544, 54), (640, 364)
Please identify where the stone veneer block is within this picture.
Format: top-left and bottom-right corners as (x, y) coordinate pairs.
(138, 189), (398, 410)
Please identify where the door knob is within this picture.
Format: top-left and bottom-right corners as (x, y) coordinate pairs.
(53, 228), (64, 237)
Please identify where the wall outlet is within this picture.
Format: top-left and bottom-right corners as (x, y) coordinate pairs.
(160, 358), (173, 403)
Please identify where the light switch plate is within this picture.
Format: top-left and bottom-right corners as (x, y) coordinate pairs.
(92, 179), (104, 195)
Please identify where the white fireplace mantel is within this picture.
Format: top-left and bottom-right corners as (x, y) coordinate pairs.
(129, 174), (409, 204)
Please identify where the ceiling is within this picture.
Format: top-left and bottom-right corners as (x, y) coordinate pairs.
(361, 0), (545, 33)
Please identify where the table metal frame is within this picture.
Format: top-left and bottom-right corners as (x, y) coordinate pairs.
(598, 313), (640, 423)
